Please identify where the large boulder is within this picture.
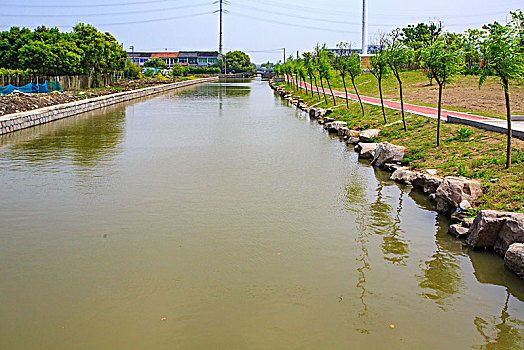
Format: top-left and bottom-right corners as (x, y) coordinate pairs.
(325, 121), (347, 133)
(390, 167), (416, 185)
(435, 177), (483, 215)
(338, 127), (350, 137)
(411, 172), (443, 194)
(359, 129), (380, 142)
(323, 117), (334, 124)
(309, 108), (325, 119)
(448, 224), (469, 239)
(348, 130), (360, 138)
(371, 142), (406, 168)
(383, 163), (403, 173)
(504, 243), (524, 278)
(346, 137), (360, 145)
(355, 143), (378, 159)
(466, 210), (524, 255)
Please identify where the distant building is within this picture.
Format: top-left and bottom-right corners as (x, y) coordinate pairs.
(327, 45), (382, 56)
(127, 51), (221, 67)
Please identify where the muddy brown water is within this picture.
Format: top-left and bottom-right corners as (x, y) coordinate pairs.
(0, 78), (523, 349)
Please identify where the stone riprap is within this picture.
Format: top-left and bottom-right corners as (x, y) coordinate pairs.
(371, 142), (406, 168)
(466, 210), (524, 255)
(0, 77), (217, 135)
(505, 243), (524, 278)
(435, 177), (483, 215)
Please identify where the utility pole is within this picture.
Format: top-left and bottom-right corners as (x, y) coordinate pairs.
(361, 0), (368, 55)
(296, 50), (299, 59)
(219, 0), (223, 55)
(129, 45), (135, 65)
(283, 48), (286, 64)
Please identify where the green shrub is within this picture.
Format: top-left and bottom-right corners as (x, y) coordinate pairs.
(124, 60), (140, 79)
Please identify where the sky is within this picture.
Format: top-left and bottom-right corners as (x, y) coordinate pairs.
(0, 0), (521, 63)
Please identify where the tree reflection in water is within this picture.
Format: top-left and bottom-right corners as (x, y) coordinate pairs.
(2, 109), (126, 169)
(474, 289), (524, 349)
(343, 170), (411, 333)
(370, 183), (410, 266)
(417, 216), (465, 310)
(343, 168), (372, 334)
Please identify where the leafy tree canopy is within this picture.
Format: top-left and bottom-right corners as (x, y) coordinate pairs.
(0, 24), (126, 77)
(223, 51), (254, 73)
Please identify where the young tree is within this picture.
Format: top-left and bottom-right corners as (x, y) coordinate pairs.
(318, 50), (336, 106)
(479, 12), (524, 168)
(283, 62), (293, 89)
(370, 36), (390, 123)
(313, 44), (328, 104)
(385, 29), (411, 131)
(420, 34), (464, 146)
(347, 50), (365, 116)
(291, 58), (300, 90)
(302, 52), (315, 97)
(296, 59), (307, 93)
(401, 21), (442, 69)
(335, 42), (351, 108)
(306, 52), (321, 99)
(461, 29), (484, 75)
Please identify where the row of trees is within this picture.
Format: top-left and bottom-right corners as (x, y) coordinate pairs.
(276, 10), (523, 168)
(0, 24), (127, 81)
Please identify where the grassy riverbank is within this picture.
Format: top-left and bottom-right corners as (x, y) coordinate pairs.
(307, 70), (524, 120)
(276, 81), (524, 213)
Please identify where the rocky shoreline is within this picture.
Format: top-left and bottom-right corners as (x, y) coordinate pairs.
(270, 79), (524, 279)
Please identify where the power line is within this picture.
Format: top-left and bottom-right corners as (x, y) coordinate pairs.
(0, 2), (213, 17)
(0, 11), (214, 28)
(0, 0), (183, 8)
(228, 11), (360, 34)
(232, 3), (396, 27)
(250, 0), (516, 20)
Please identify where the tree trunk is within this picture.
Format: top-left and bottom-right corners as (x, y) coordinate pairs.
(319, 76), (328, 105)
(326, 78), (336, 106)
(309, 75), (314, 97)
(351, 76), (365, 116)
(378, 78), (387, 123)
(437, 83), (443, 147)
(313, 75), (321, 99)
(503, 77), (512, 169)
(396, 73), (407, 132)
(341, 75), (349, 109)
(295, 74), (299, 91)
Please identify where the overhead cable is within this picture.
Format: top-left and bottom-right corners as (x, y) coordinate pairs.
(0, 3), (213, 17)
(0, 0), (183, 8)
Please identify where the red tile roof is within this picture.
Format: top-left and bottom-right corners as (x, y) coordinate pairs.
(151, 52), (179, 58)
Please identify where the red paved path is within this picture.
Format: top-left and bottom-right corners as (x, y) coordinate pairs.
(288, 77), (494, 122)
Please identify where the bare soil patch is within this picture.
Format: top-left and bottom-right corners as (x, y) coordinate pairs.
(0, 79), (173, 116)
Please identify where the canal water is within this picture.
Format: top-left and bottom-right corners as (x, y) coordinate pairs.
(0, 78), (523, 349)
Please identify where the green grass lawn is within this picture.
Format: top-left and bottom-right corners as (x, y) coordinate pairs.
(300, 70), (524, 120)
(276, 80), (524, 213)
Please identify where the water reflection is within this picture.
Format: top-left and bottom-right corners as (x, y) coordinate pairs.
(346, 168), (372, 334)
(474, 290), (524, 349)
(0, 108), (125, 171)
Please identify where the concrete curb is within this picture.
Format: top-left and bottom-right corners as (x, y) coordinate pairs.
(446, 115), (524, 141)
(0, 77), (218, 135)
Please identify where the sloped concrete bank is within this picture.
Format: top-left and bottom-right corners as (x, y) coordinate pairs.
(0, 77), (218, 135)
(269, 79), (524, 279)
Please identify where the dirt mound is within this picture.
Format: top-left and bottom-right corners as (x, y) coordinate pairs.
(0, 79), (173, 116)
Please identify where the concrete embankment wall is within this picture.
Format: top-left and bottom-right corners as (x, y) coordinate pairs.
(0, 77), (218, 135)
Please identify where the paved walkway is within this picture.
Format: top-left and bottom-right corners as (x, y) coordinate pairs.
(288, 77), (524, 139)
